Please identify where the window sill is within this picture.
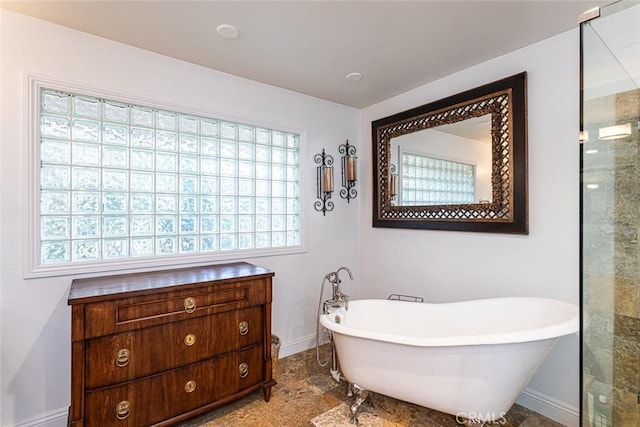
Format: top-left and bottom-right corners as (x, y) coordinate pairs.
(24, 246), (306, 279)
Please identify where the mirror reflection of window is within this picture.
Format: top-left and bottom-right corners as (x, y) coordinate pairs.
(400, 153), (475, 205)
(390, 114), (493, 206)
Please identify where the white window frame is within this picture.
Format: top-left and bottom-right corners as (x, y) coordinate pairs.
(25, 76), (307, 278)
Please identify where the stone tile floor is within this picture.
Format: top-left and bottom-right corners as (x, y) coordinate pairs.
(178, 345), (565, 426)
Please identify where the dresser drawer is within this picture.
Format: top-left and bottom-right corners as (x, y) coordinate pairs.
(83, 279), (266, 338)
(84, 345), (264, 427)
(85, 307), (263, 389)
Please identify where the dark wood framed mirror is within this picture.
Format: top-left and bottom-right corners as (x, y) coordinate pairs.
(372, 72), (528, 234)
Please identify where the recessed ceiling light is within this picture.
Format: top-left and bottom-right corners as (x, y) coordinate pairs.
(217, 24), (239, 40)
(345, 72), (362, 82)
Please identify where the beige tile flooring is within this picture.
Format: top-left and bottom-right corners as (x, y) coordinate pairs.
(179, 346), (565, 426)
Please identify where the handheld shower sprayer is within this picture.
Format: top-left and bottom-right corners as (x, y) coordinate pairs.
(316, 267), (354, 375)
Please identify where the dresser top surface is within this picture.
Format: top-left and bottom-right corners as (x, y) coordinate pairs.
(68, 262), (274, 304)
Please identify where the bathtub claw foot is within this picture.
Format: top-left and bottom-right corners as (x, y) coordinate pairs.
(349, 384), (369, 425)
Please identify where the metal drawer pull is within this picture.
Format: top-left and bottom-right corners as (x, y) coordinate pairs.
(184, 380), (197, 393)
(184, 297), (196, 313)
(116, 400), (130, 420)
(184, 334), (196, 346)
(239, 362), (249, 378)
(115, 349), (130, 367)
(238, 321), (249, 336)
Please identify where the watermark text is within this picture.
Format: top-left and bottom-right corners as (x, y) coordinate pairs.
(455, 412), (507, 426)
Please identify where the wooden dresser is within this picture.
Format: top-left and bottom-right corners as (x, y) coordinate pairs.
(67, 262), (275, 427)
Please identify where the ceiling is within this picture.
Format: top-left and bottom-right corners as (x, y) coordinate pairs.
(1, 0), (615, 108)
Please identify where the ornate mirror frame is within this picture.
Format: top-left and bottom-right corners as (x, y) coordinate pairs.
(372, 72), (528, 234)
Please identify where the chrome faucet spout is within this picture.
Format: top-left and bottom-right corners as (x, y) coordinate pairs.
(336, 266), (354, 282)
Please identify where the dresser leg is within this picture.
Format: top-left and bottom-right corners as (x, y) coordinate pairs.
(262, 379), (277, 402)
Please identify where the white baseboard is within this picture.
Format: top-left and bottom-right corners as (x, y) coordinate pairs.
(277, 331), (329, 359)
(9, 407), (67, 427)
(516, 387), (579, 427)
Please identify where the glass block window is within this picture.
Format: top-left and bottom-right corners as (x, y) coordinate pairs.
(401, 152), (474, 205)
(38, 88), (301, 266)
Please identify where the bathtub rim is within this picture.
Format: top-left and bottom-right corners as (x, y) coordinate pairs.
(319, 297), (579, 347)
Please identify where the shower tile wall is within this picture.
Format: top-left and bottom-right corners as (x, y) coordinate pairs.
(583, 88), (640, 425)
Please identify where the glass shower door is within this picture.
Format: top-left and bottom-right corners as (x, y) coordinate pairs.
(581, 2), (640, 426)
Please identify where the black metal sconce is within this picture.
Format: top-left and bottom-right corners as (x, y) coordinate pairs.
(339, 140), (357, 203)
(389, 163), (398, 205)
(314, 149), (334, 215)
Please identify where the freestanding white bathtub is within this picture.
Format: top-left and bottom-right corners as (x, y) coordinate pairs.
(319, 297), (579, 423)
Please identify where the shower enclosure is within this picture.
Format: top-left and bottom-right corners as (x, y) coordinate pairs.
(581, 1), (640, 426)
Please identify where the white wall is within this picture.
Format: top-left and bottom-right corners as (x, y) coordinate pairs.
(0, 10), (360, 426)
(360, 30), (580, 426)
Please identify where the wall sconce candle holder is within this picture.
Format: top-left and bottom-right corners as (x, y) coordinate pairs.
(339, 140), (358, 203)
(314, 149), (334, 215)
(389, 164), (398, 205)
